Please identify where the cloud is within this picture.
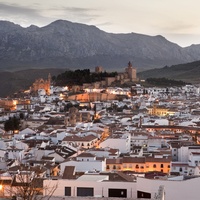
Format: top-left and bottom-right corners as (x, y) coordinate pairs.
(0, 2), (50, 26)
(0, 3), (40, 17)
(0, 2), (103, 27)
(61, 7), (96, 13)
(95, 22), (113, 27)
(163, 33), (200, 47)
(46, 6), (100, 23)
(160, 21), (197, 34)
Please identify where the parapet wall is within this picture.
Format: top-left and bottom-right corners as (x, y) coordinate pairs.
(42, 197), (137, 200)
(68, 92), (117, 102)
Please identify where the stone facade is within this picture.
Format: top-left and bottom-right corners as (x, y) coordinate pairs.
(95, 66), (103, 73)
(30, 73), (51, 95)
(125, 61), (137, 82)
(67, 93), (116, 102)
(65, 107), (91, 126)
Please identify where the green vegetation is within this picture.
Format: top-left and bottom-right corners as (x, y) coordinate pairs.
(138, 60), (200, 84)
(146, 77), (189, 87)
(4, 116), (20, 132)
(52, 69), (117, 86)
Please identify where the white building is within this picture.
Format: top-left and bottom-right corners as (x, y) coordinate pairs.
(99, 133), (131, 154)
(170, 145), (200, 176)
(44, 173), (136, 198)
(137, 176), (200, 200)
(130, 133), (148, 147)
(60, 153), (106, 173)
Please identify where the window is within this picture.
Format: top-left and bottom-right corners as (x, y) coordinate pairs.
(137, 191), (151, 199)
(77, 187), (93, 197)
(179, 167), (182, 172)
(109, 189), (127, 198)
(106, 165), (110, 169)
(135, 165), (139, 169)
(153, 164), (156, 168)
(113, 165), (116, 170)
(65, 187), (71, 196)
(160, 164), (164, 168)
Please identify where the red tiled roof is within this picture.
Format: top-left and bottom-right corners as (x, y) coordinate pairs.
(106, 158), (122, 164)
(77, 152), (95, 157)
(63, 134), (97, 142)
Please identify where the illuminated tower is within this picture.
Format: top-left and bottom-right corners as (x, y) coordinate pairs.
(126, 61), (137, 81)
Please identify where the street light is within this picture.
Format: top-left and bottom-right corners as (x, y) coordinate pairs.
(0, 184), (4, 197)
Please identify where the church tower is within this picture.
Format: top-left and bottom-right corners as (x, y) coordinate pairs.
(47, 73), (51, 95)
(30, 73), (51, 95)
(126, 61), (137, 81)
(48, 73), (51, 85)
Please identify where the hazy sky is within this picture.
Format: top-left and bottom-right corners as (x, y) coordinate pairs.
(0, 0), (200, 47)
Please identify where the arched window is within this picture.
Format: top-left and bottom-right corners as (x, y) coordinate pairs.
(160, 164), (164, 168)
(153, 164), (156, 168)
(106, 165), (110, 169)
(113, 165), (116, 170)
(135, 164), (139, 169)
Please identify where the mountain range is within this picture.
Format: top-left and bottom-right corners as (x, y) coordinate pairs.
(1, 19), (200, 97)
(1, 19), (200, 71)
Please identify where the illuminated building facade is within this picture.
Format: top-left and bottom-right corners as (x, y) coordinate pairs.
(30, 73), (51, 95)
(106, 156), (171, 173)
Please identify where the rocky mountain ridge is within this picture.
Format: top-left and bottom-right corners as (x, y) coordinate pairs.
(1, 19), (200, 71)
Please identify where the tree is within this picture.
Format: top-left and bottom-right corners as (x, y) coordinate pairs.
(6, 165), (58, 200)
(4, 116), (20, 132)
(19, 113), (24, 120)
(4, 117), (14, 132)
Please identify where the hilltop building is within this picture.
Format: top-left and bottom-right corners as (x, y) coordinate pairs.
(105, 61), (138, 86)
(30, 73), (51, 95)
(125, 61), (137, 82)
(82, 62), (139, 92)
(95, 66), (103, 73)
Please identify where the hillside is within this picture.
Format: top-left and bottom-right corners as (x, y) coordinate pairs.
(138, 60), (200, 83)
(0, 68), (65, 97)
(1, 20), (200, 71)
(1, 61), (200, 97)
